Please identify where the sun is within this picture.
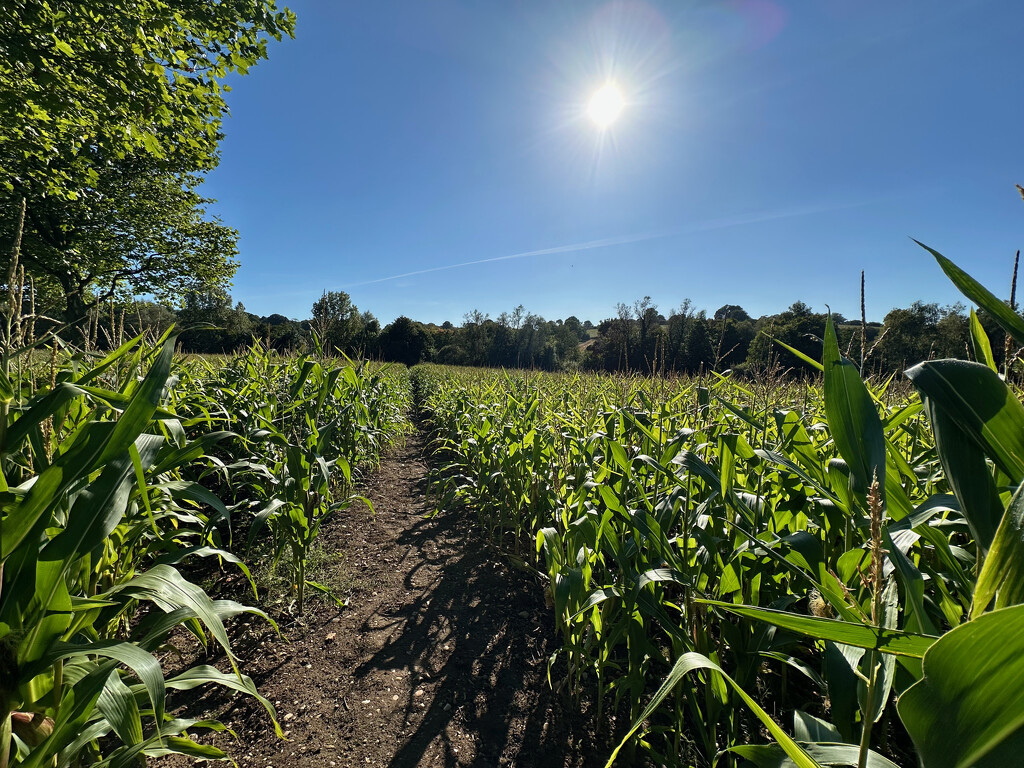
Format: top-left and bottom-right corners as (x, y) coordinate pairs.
(587, 84), (624, 128)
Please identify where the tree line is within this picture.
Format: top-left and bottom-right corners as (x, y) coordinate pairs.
(82, 286), (1020, 379)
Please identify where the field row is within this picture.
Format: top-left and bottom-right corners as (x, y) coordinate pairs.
(0, 338), (410, 764)
(413, 270), (1024, 767)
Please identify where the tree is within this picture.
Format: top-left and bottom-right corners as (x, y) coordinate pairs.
(715, 312), (756, 370)
(634, 296), (659, 372)
(683, 317), (715, 373)
(515, 311), (546, 367)
(552, 321), (583, 367)
(310, 290), (364, 355)
(125, 301), (176, 339)
(176, 287), (233, 353)
(614, 302), (633, 370)
(378, 316), (433, 366)
(263, 315), (305, 351)
(662, 300), (694, 372)
(746, 303), (833, 373)
(8, 160), (238, 322)
(714, 304), (751, 322)
(562, 316), (587, 342)
(877, 301), (969, 372)
(461, 309), (491, 365)
(1, 1), (294, 324)
(0, 1), (295, 197)
(355, 310), (381, 353)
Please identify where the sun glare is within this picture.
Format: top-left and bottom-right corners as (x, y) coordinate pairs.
(587, 84), (624, 128)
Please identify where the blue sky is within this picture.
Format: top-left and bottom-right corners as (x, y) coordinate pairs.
(204, 0), (1023, 325)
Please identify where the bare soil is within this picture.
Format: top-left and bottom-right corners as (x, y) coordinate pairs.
(161, 429), (608, 767)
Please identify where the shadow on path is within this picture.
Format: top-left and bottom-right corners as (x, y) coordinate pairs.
(356, 502), (593, 768)
(158, 428), (604, 767)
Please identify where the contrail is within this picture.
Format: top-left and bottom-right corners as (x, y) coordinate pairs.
(344, 230), (672, 288)
(344, 198), (874, 288)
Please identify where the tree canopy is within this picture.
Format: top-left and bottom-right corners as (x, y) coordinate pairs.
(8, 157), (238, 321)
(1, 0), (295, 196)
(1, 0), (294, 323)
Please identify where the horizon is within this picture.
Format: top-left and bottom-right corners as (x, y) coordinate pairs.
(233, 291), (926, 329)
(205, 1), (1023, 326)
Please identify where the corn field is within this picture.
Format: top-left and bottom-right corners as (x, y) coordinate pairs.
(0, 329), (409, 765)
(413, 247), (1024, 768)
(2, 245), (1023, 767)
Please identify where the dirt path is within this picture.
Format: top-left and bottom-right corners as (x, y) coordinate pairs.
(169, 429), (603, 767)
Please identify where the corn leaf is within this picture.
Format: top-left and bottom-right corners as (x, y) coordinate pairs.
(697, 600), (937, 658)
(919, 241), (1024, 344)
(972, 479), (1024, 618)
(822, 315), (885, 496)
(970, 308), (998, 371)
(898, 603), (1024, 768)
(604, 651), (824, 768)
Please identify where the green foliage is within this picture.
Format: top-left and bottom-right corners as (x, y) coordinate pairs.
(410, 245), (1024, 767)
(310, 291), (376, 356)
(1, 1), (294, 325)
(746, 302), (836, 374)
(878, 301), (969, 373)
(378, 316), (434, 366)
(898, 604), (1024, 768)
(196, 344), (408, 611)
(7, 160), (239, 321)
(0, 334), (275, 763)
(0, 327), (409, 762)
(0, 0), (295, 196)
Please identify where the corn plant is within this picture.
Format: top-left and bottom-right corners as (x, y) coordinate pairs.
(198, 345), (407, 611)
(413, 241), (1024, 768)
(0, 332), (278, 765)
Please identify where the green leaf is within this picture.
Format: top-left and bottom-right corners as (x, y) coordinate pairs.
(0, 367), (15, 404)
(730, 742), (900, 768)
(972, 479), (1024, 618)
(1, 421), (115, 563)
(140, 736), (228, 761)
(970, 308), (998, 371)
(822, 315), (885, 496)
(45, 435), (162, 563)
(104, 565), (236, 670)
(153, 546), (256, 600)
(151, 480), (232, 528)
(148, 430), (237, 476)
(604, 651), (824, 768)
(766, 333), (825, 372)
(97, 670), (144, 746)
(919, 241), (1024, 344)
(165, 664), (282, 737)
(907, 359), (1024, 551)
(898, 603), (1024, 768)
(31, 640), (165, 727)
(19, 660), (114, 768)
(75, 333), (144, 387)
(792, 711), (842, 743)
(907, 359), (1024, 484)
(697, 600), (937, 658)
(606, 439), (632, 476)
(99, 335), (176, 464)
(858, 579), (899, 724)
